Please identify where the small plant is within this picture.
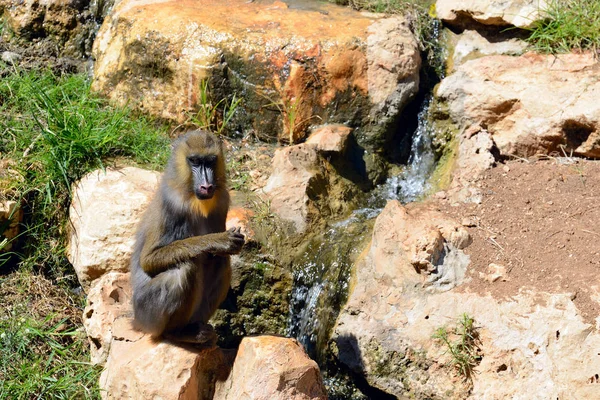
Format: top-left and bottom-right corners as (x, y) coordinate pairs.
(432, 313), (482, 380)
(189, 79), (242, 135)
(525, 0), (600, 53)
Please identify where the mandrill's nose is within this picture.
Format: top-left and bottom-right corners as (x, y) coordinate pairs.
(196, 184), (215, 199)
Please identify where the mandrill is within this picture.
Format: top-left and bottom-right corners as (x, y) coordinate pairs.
(130, 129), (244, 345)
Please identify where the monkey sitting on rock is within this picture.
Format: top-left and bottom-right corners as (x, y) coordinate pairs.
(130, 129), (244, 346)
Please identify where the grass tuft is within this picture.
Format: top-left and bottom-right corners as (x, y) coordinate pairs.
(525, 0), (600, 53)
(432, 313), (482, 381)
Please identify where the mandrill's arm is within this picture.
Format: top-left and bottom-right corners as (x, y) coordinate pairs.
(140, 227), (244, 277)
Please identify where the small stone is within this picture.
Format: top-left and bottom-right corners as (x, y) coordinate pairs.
(1, 51), (22, 64)
(461, 216), (478, 227)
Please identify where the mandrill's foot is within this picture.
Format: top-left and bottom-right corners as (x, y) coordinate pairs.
(163, 322), (217, 347)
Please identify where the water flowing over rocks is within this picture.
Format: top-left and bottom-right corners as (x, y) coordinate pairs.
(437, 52), (600, 160)
(68, 166), (160, 289)
(333, 199), (600, 399)
(435, 0), (547, 29)
(91, 0), (420, 156)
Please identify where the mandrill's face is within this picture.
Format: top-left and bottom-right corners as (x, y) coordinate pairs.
(187, 153), (218, 200)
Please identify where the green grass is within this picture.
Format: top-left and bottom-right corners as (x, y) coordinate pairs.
(0, 66), (170, 276)
(0, 67), (172, 398)
(187, 79), (242, 136)
(432, 313), (482, 381)
(0, 273), (101, 399)
(526, 0), (600, 53)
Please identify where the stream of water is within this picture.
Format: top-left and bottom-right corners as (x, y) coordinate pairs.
(286, 92), (439, 357)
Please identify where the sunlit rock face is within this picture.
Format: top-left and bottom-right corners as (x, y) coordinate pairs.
(437, 52), (600, 159)
(436, 0), (547, 29)
(92, 0), (420, 152)
(67, 167), (160, 290)
(214, 336), (327, 400)
(332, 200), (600, 399)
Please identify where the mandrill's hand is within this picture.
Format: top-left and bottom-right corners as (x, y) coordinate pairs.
(210, 227), (245, 255)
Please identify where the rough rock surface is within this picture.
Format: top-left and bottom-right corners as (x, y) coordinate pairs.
(446, 29), (527, 73)
(68, 167), (160, 289)
(436, 0), (547, 29)
(1, 0), (114, 58)
(214, 336), (327, 400)
(333, 199), (600, 399)
(83, 271), (323, 399)
(263, 129), (365, 234)
(437, 52), (600, 159)
(100, 315), (234, 400)
(306, 124), (353, 154)
(83, 272), (133, 365)
(92, 0), (419, 150)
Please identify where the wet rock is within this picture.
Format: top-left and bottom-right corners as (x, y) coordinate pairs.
(212, 253), (292, 348)
(92, 0), (419, 154)
(67, 167), (160, 290)
(263, 136), (365, 234)
(437, 52), (600, 159)
(333, 199), (600, 399)
(214, 336), (327, 400)
(436, 0), (547, 29)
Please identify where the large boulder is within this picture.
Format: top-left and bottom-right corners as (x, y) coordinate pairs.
(436, 52), (600, 159)
(100, 317), (234, 400)
(214, 336), (327, 400)
(67, 167), (160, 290)
(332, 200), (600, 399)
(92, 0), (420, 153)
(435, 0), (547, 29)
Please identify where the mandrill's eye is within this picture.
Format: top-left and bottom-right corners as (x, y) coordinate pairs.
(187, 155), (217, 168)
(187, 156), (203, 167)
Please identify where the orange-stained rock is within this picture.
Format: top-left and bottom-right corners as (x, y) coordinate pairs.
(226, 206), (255, 242)
(214, 336), (327, 400)
(92, 0), (419, 147)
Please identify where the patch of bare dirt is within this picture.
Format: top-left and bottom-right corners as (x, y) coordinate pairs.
(438, 158), (600, 324)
